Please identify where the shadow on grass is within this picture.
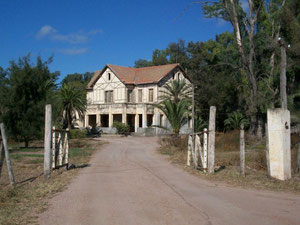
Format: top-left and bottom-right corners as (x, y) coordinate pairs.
(13, 164), (91, 187)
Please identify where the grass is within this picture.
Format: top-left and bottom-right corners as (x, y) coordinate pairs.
(0, 138), (103, 225)
(158, 131), (300, 194)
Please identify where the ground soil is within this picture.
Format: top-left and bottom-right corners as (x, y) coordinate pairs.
(39, 136), (300, 225)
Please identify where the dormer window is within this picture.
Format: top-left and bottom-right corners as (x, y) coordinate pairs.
(108, 73), (111, 81)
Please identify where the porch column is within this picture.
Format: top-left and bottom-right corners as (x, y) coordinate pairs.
(85, 114), (89, 127)
(155, 112), (160, 136)
(109, 105), (113, 128)
(96, 113), (100, 126)
(162, 115), (166, 128)
(142, 104), (147, 128)
(135, 114), (139, 133)
(122, 104), (127, 124)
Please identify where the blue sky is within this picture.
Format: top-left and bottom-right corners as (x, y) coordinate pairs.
(0, 0), (231, 82)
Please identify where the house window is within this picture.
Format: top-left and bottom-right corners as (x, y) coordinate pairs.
(138, 89), (143, 102)
(149, 89), (153, 102)
(108, 73), (111, 81)
(105, 90), (113, 103)
(127, 89), (134, 103)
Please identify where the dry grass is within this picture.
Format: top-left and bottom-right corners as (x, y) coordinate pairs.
(0, 138), (103, 225)
(159, 131), (300, 194)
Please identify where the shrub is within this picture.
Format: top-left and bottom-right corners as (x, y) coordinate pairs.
(113, 122), (130, 135)
(70, 129), (87, 139)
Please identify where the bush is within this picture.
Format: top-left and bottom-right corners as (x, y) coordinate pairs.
(70, 129), (87, 139)
(113, 122), (130, 135)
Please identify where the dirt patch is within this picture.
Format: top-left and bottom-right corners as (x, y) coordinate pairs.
(0, 138), (103, 225)
(158, 131), (300, 194)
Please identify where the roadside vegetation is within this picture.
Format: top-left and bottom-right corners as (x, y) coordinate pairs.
(159, 132), (300, 193)
(0, 138), (102, 225)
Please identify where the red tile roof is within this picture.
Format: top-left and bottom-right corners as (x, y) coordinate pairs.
(87, 63), (182, 89)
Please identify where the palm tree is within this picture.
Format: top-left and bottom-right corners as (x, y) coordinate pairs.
(224, 111), (249, 130)
(155, 99), (190, 136)
(159, 79), (192, 103)
(59, 83), (86, 129)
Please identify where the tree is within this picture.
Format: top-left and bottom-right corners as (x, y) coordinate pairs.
(152, 49), (168, 66)
(159, 79), (192, 104)
(224, 111), (250, 130)
(62, 72), (93, 88)
(166, 39), (189, 68)
(58, 83), (86, 129)
(155, 99), (190, 136)
(2, 54), (58, 147)
(134, 59), (152, 68)
(155, 79), (192, 136)
(0, 67), (8, 119)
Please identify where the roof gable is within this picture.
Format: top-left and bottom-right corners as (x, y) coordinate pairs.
(87, 63), (186, 89)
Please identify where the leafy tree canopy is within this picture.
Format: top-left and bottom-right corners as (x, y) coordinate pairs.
(2, 54), (58, 147)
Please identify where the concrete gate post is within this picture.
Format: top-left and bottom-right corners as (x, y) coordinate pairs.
(267, 108), (291, 180)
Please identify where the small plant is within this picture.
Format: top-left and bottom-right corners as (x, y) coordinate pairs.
(113, 121), (130, 135)
(195, 116), (207, 132)
(70, 129), (87, 139)
(224, 111), (250, 130)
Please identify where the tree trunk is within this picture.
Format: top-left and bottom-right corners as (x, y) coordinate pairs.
(25, 140), (29, 148)
(227, 0), (258, 137)
(256, 118), (263, 140)
(249, 115), (257, 137)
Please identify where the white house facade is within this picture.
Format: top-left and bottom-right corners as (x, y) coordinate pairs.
(82, 63), (192, 135)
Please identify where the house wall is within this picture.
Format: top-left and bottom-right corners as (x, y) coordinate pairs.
(83, 66), (192, 135)
(87, 68), (126, 104)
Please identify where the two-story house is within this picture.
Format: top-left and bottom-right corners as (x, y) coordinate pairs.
(82, 63), (192, 135)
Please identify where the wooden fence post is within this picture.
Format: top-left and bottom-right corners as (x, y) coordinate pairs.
(240, 124), (245, 176)
(64, 129), (69, 166)
(58, 132), (63, 166)
(52, 126), (56, 169)
(0, 123), (15, 185)
(208, 106), (216, 174)
(44, 104), (52, 179)
(265, 123), (270, 176)
(0, 143), (5, 177)
(203, 128), (208, 171)
(195, 134), (202, 168)
(187, 134), (192, 166)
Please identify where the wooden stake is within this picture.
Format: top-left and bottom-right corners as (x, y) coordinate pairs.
(187, 134), (192, 166)
(195, 134), (202, 168)
(0, 142), (5, 177)
(58, 132), (63, 166)
(203, 128), (208, 171)
(240, 124), (245, 176)
(44, 104), (52, 179)
(64, 129), (69, 166)
(265, 123), (270, 176)
(0, 123), (15, 185)
(208, 106), (216, 174)
(51, 126), (56, 169)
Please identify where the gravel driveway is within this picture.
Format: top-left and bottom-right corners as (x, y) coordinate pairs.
(39, 136), (300, 225)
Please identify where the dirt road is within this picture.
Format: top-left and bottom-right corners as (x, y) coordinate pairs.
(39, 136), (300, 225)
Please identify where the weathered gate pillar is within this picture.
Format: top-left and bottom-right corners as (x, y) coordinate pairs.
(267, 108), (291, 180)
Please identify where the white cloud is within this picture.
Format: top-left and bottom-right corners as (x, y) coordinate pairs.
(36, 25), (57, 38)
(36, 25), (102, 44)
(56, 48), (88, 55)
